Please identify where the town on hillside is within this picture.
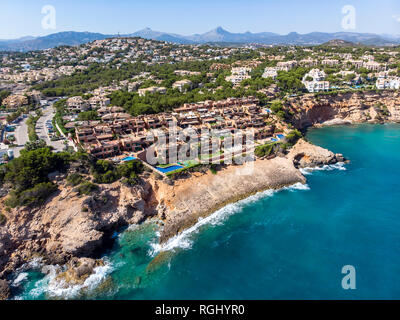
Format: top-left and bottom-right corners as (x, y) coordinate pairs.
(0, 37), (399, 175)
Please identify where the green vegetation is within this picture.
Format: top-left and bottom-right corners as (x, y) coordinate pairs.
(210, 164), (219, 175)
(0, 90), (11, 106)
(77, 110), (100, 121)
(0, 147), (73, 208)
(255, 142), (279, 158)
(53, 99), (70, 135)
(282, 130), (302, 148)
(75, 181), (99, 196)
(276, 67), (308, 93)
(26, 112), (41, 141)
(0, 213), (6, 225)
(92, 159), (144, 186)
(66, 173), (84, 186)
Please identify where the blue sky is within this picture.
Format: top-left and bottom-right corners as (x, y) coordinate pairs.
(0, 0), (399, 39)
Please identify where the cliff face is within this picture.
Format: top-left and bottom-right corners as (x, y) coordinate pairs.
(0, 180), (154, 279)
(286, 90), (400, 129)
(0, 138), (345, 298)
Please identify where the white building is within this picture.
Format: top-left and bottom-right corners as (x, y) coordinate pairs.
(376, 76), (400, 90)
(138, 86), (167, 97)
(262, 67), (278, 80)
(302, 69), (330, 93)
(172, 79), (193, 92)
(226, 67), (252, 85)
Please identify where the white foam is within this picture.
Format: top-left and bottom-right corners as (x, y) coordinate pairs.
(284, 182), (311, 191)
(21, 261), (113, 300)
(300, 162), (347, 175)
(150, 183), (310, 255)
(12, 272), (29, 287)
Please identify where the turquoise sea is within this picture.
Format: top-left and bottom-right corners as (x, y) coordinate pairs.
(13, 124), (400, 300)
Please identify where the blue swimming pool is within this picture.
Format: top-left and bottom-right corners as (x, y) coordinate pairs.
(122, 156), (137, 162)
(277, 134), (285, 140)
(156, 165), (184, 173)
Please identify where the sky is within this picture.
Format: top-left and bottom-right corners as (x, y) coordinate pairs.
(0, 0), (400, 39)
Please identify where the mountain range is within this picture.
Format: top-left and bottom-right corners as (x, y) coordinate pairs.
(1, 27), (399, 51)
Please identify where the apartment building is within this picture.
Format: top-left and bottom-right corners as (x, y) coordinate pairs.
(66, 96), (90, 114)
(138, 86), (167, 97)
(172, 79), (193, 92)
(302, 69), (330, 93)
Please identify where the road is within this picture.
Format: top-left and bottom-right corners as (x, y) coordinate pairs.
(35, 105), (66, 152)
(13, 116), (30, 158)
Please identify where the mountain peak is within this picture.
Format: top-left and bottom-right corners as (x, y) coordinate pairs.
(213, 26), (228, 34)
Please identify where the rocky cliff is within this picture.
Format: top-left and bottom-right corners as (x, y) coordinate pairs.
(286, 90), (400, 129)
(0, 178), (156, 286)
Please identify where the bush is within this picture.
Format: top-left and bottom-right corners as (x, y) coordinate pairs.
(0, 213), (6, 225)
(0, 147), (72, 207)
(66, 173), (84, 186)
(75, 182), (99, 196)
(255, 143), (276, 158)
(92, 159), (143, 185)
(285, 130), (302, 146)
(6, 182), (58, 208)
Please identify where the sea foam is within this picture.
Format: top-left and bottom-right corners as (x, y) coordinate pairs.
(150, 183), (310, 255)
(300, 162), (347, 175)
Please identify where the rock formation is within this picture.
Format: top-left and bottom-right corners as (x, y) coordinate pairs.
(285, 90), (400, 129)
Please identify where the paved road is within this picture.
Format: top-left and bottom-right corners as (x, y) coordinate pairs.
(35, 106), (66, 152)
(12, 116), (30, 157)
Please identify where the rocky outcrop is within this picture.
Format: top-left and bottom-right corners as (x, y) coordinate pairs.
(0, 180), (154, 279)
(288, 139), (346, 168)
(0, 138), (348, 295)
(154, 157), (307, 243)
(0, 279), (10, 300)
(286, 90), (400, 129)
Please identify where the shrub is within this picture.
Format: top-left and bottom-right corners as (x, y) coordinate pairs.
(285, 130), (302, 146)
(75, 182), (99, 196)
(6, 182), (58, 208)
(66, 173), (84, 186)
(0, 213), (6, 225)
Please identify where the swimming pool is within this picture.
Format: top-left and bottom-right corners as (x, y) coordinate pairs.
(156, 165), (184, 173)
(122, 156), (137, 162)
(277, 134), (285, 140)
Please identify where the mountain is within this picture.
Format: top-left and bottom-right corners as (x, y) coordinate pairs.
(0, 31), (113, 51)
(322, 39), (357, 47)
(127, 27), (400, 46)
(0, 27), (399, 52)
(127, 28), (193, 44)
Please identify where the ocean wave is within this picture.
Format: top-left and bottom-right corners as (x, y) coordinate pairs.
(300, 162), (347, 175)
(284, 182), (311, 191)
(12, 272), (29, 287)
(17, 261), (113, 300)
(150, 183), (309, 255)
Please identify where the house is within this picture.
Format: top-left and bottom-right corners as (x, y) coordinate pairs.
(376, 76), (400, 90)
(172, 79), (193, 92)
(66, 96), (89, 113)
(302, 69), (330, 93)
(138, 86), (167, 97)
(262, 68), (278, 80)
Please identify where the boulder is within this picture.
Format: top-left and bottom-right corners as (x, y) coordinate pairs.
(0, 280), (10, 300)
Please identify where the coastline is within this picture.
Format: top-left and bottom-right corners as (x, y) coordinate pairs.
(152, 139), (345, 244)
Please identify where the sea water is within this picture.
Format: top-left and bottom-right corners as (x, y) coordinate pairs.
(14, 124), (400, 300)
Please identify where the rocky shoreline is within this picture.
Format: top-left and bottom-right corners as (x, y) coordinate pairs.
(0, 138), (345, 299)
(4, 89), (400, 299)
